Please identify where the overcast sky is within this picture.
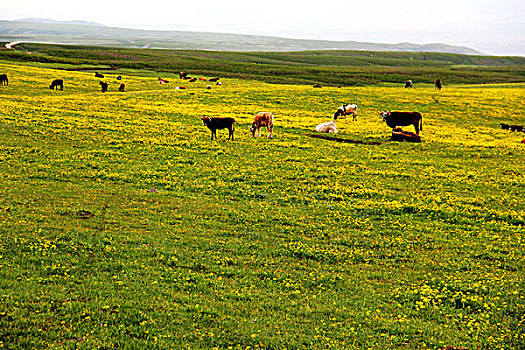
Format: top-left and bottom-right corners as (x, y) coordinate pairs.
(1, 0), (524, 55)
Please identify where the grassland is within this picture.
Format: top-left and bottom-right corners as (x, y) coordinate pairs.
(0, 60), (524, 349)
(1, 43), (525, 87)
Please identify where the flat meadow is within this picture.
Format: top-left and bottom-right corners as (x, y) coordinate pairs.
(0, 61), (524, 349)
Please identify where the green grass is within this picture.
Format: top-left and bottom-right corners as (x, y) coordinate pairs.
(0, 60), (524, 349)
(1, 43), (524, 87)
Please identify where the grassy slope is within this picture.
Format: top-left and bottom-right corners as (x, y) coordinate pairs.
(0, 61), (524, 349)
(1, 43), (524, 87)
(0, 20), (482, 53)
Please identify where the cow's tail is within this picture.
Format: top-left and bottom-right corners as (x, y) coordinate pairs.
(420, 114), (423, 132)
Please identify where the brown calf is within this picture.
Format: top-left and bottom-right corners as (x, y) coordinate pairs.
(391, 129), (422, 143)
(250, 112), (274, 138)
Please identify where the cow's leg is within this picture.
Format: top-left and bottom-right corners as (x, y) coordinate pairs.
(414, 123), (419, 135)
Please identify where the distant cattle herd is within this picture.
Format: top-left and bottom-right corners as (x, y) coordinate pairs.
(1, 71), (523, 143)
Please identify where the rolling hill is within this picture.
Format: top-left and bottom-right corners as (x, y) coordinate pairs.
(0, 19), (483, 54)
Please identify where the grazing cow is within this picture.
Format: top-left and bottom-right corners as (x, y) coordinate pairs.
(502, 123), (525, 132)
(0, 74), (8, 86)
(208, 77), (220, 82)
(198, 77), (207, 81)
(95, 72), (104, 78)
(201, 117), (235, 141)
(216, 82), (222, 86)
(189, 78), (197, 82)
(206, 85), (212, 90)
(179, 72), (188, 79)
(380, 111), (423, 135)
(405, 80), (413, 88)
(333, 104), (358, 121)
(49, 79), (64, 90)
(250, 112), (274, 139)
(119, 83), (125, 92)
(435, 79), (442, 90)
(159, 77), (169, 84)
(315, 120), (338, 133)
(175, 86), (186, 90)
(100, 81), (108, 93)
(391, 129), (422, 143)
(116, 75), (122, 80)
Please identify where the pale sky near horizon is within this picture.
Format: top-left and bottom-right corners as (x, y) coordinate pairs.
(1, 0), (524, 55)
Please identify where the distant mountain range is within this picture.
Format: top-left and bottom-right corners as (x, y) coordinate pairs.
(0, 19), (484, 54)
(15, 18), (106, 27)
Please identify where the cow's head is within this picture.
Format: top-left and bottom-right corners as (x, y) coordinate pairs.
(380, 111), (390, 121)
(249, 125), (257, 137)
(201, 117), (211, 126)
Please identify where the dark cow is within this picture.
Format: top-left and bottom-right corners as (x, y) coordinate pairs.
(179, 72), (188, 79)
(380, 111), (423, 135)
(95, 72), (104, 78)
(159, 77), (169, 84)
(405, 80), (413, 88)
(313, 84), (323, 88)
(208, 77), (220, 82)
(189, 78), (197, 82)
(201, 117), (235, 141)
(435, 79), (442, 90)
(116, 75), (122, 80)
(49, 79), (64, 90)
(391, 129), (422, 143)
(119, 83), (125, 92)
(100, 81), (108, 93)
(0, 74), (8, 86)
(502, 123), (525, 132)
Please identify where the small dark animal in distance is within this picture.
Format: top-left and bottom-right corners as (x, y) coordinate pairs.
(0, 74), (8, 86)
(201, 117), (235, 141)
(435, 79), (442, 90)
(501, 123), (524, 132)
(116, 75), (122, 80)
(49, 79), (63, 90)
(189, 78), (197, 82)
(313, 84), (322, 88)
(405, 80), (413, 88)
(95, 72), (104, 78)
(119, 83), (125, 92)
(179, 72), (188, 79)
(208, 77), (220, 82)
(100, 81), (108, 93)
